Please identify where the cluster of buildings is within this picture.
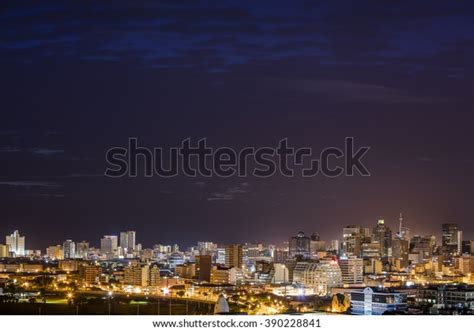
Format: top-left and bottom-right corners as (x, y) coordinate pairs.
(1, 215), (474, 315)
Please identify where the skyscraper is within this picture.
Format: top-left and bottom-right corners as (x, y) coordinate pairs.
(100, 235), (118, 258)
(5, 230), (25, 256)
(342, 225), (363, 257)
(63, 240), (76, 259)
(372, 219), (392, 257)
(196, 254), (212, 282)
(289, 231), (311, 258)
(76, 241), (90, 259)
(224, 244), (243, 268)
(119, 231), (136, 253)
(442, 223), (461, 255)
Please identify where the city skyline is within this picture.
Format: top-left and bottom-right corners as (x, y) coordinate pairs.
(2, 219), (469, 256)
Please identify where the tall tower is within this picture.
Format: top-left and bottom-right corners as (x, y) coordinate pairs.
(289, 231), (311, 258)
(372, 219), (392, 257)
(5, 230), (25, 256)
(63, 240), (76, 259)
(120, 231), (136, 253)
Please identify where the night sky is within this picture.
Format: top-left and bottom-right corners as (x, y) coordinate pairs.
(1, 1), (473, 250)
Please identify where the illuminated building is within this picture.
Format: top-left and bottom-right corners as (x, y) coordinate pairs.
(175, 263), (196, 279)
(310, 239), (326, 258)
(211, 266), (243, 285)
(168, 252), (184, 269)
(442, 223), (462, 258)
(0, 244), (8, 258)
(224, 244), (243, 268)
(350, 287), (407, 315)
(76, 241), (89, 259)
(197, 241), (217, 255)
(342, 225), (363, 257)
(100, 235), (118, 258)
(244, 243), (263, 259)
(47, 245), (64, 260)
(416, 285), (474, 307)
(119, 231), (136, 255)
(372, 219), (392, 257)
(289, 231), (310, 258)
(62, 240), (76, 259)
(364, 258), (382, 274)
(362, 242), (380, 258)
(124, 260), (160, 287)
(59, 259), (79, 272)
(330, 240), (339, 254)
(410, 235), (435, 262)
(453, 256), (474, 274)
(292, 259), (342, 295)
(292, 261), (309, 284)
(5, 230), (25, 256)
(79, 264), (102, 284)
(211, 266), (232, 284)
(339, 255), (364, 285)
(216, 246), (226, 264)
(272, 263), (289, 284)
(254, 260), (275, 284)
(392, 238), (409, 268)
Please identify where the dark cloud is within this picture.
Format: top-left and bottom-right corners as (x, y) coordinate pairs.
(0, 0), (473, 248)
(0, 181), (62, 188)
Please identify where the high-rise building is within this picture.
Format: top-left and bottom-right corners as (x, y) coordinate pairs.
(272, 263), (289, 283)
(120, 231), (136, 254)
(342, 225), (363, 257)
(63, 240), (76, 259)
(196, 254), (212, 282)
(46, 245), (64, 260)
(79, 263), (102, 284)
(100, 235), (118, 258)
(244, 243), (263, 259)
(224, 244), (243, 268)
(309, 234), (326, 257)
(392, 238), (409, 268)
(5, 230), (25, 256)
(76, 241), (89, 259)
(410, 235), (435, 262)
(330, 240), (339, 254)
(441, 223), (462, 260)
(289, 231), (311, 258)
(197, 242), (217, 255)
(372, 219), (392, 257)
(339, 255), (364, 285)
